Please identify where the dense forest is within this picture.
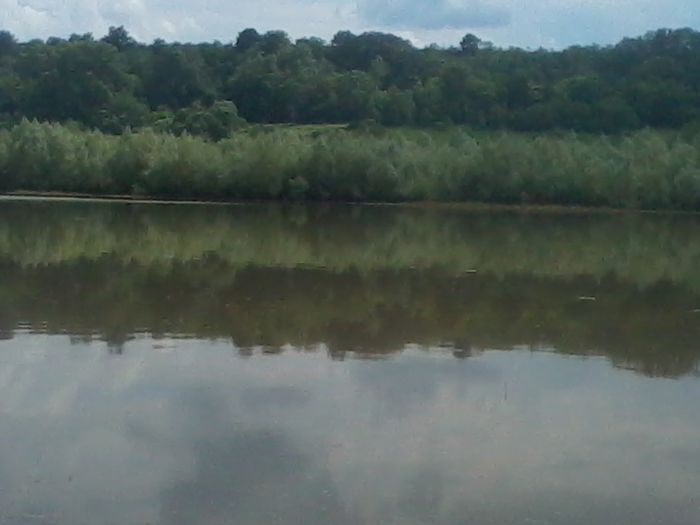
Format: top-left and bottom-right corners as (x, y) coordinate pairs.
(3, 26), (700, 209)
(1, 26), (700, 136)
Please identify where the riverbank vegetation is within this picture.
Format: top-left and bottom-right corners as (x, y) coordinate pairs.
(2, 26), (700, 134)
(3, 27), (700, 210)
(2, 121), (700, 210)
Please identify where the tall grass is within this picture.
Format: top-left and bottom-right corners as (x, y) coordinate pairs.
(1, 120), (700, 209)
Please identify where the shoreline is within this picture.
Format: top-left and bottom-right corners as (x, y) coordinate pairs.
(3, 121), (699, 214)
(2, 191), (699, 216)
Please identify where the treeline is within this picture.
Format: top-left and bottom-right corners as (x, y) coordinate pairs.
(1, 26), (700, 135)
(2, 121), (700, 209)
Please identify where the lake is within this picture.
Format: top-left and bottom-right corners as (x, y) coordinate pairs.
(0, 199), (699, 525)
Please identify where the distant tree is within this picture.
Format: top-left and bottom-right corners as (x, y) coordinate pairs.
(331, 31), (355, 48)
(101, 26), (137, 51)
(630, 80), (696, 127)
(236, 28), (262, 52)
(413, 78), (443, 124)
(0, 31), (17, 57)
(295, 37), (326, 59)
(227, 54), (281, 122)
(557, 76), (606, 104)
(68, 33), (94, 43)
(2, 24), (700, 133)
(46, 37), (66, 46)
(506, 74), (534, 109)
(460, 34), (481, 56)
(378, 87), (415, 126)
(98, 92), (150, 133)
(595, 97), (640, 132)
(141, 46), (215, 109)
(0, 72), (20, 113)
(438, 65), (471, 122)
(331, 71), (380, 122)
(161, 100), (246, 140)
(259, 31), (291, 55)
(329, 31), (413, 73)
(15, 40), (137, 127)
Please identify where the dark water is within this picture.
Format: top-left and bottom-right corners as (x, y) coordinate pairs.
(1, 199), (700, 525)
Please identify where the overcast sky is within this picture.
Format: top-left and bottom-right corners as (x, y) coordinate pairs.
(1, 0), (699, 49)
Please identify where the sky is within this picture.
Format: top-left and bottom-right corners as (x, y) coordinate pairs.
(0, 0), (699, 49)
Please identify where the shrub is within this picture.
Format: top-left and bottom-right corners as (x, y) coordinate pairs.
(1, 120), (700, 210)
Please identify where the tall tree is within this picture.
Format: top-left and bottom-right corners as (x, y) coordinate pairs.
(460, 34), (481, 56)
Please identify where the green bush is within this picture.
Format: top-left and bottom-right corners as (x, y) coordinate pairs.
(1, 121), (700, 210)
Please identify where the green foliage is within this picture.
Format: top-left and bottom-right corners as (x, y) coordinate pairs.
(13, 40), (138, 128)
(2, 27), (700, 134)
(460, 34), (482, 55)
(98, 92), (150, 133)
(0, 30), (17, 57)
(140, 44), (216, 110)
(152, 101), (245, 140)
(100, 26), (136, 51)
(236, 28), (262, 52)
(2, 121), (700, 210)
(378, 87), (415, 125)
(0, 119), (113, 192)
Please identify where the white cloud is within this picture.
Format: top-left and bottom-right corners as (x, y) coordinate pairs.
(358, 0), (511, 30)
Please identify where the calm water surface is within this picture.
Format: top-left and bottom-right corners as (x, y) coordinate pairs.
(1, 199), (699, 525)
